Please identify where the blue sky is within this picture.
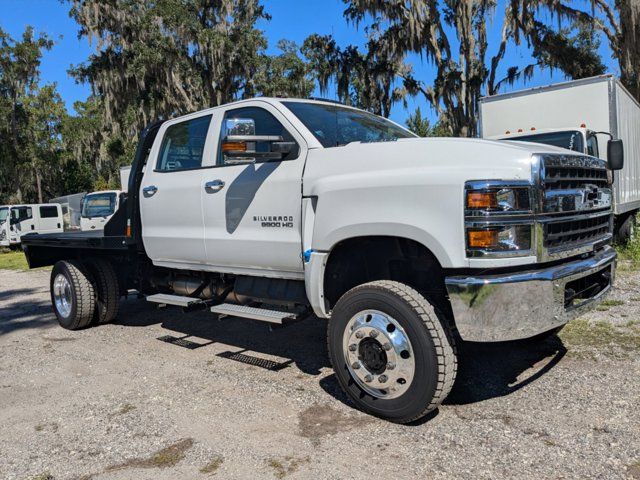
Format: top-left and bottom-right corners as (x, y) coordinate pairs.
(2, 0), (618, 125)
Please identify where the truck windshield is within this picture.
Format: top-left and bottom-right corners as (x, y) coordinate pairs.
(82, 193), (117, 218)
(282, 101), (416, 147)
(0, 207), (7, 223)
(510, 130), (584, 153)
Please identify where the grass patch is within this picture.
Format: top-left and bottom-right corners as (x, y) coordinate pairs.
(29, 474), (54, 480)
(559, 318), (640, 357)
(106, 438), (194, 472)
(200, 454), (224, 475)
(266, 456), (310, 479)
(0, 250), (30, 270)
(599, 299), (624, 307)
(615, 229), (640, 270)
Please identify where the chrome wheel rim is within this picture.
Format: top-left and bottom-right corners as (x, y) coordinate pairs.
(343, 310), (415, 399)
(53, 274), (73, 318)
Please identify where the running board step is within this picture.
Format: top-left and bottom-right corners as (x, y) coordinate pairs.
(210, 303), (296, 325)
(146, 293), (206, 309)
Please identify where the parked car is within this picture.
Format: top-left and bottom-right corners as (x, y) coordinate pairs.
(22, 97), (620, 423)
(480, 74), (639, 241)
(80, 190), (121, 231)
(0, 204), (63, 247)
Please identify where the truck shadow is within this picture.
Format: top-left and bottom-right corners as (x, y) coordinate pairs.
(445, 337), (567, 405)
(0, 287), (55, 335)
(115, 298), (567, 409)
(115, 298), (330, 376)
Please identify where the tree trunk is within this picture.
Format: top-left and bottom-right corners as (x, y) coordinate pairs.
(617, 0), (640, 102)
(35, 169), (43, 204)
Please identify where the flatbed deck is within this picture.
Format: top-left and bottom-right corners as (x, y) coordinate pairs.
(21, 231), (133, 250)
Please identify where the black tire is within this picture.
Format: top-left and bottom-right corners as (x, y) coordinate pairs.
(615, 213), (636, 243)
(50, 260), (96, 330)
(85, 258), (120, 324)
(328, 280), (457, 423)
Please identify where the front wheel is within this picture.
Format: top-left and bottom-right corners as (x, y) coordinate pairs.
(328, 280), (457, 423)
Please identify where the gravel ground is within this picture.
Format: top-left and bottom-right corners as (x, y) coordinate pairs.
(0, 267), (639, 480)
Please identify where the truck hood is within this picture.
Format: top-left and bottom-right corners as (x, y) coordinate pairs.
(302, 137), (583, 269)
(303, 137), (567, 193)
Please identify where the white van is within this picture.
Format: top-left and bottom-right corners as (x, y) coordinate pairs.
(80, 190), (121, 231)
(0, 204), (63, 247)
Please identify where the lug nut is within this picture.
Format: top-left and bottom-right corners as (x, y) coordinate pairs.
(355, 331), (364, 339)
(386, 362), (395, 370)
(378, 375), (388, 383)
(349, 344), (357, 352)
(369, 330), (379, 338)
(383, 343), (392, 351)
(352, 361), (361, 369)
(364, 374), (373, 383)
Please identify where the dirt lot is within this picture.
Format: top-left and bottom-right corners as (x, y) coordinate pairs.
(0, 266), (639, 480)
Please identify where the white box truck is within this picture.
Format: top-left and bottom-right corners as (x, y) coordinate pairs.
(480, 75), (640, 240)
(0, 204), (63, 247)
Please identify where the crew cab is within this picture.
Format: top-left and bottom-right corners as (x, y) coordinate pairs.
(22, 98), (621, 423)
(1, 203), (63, 247)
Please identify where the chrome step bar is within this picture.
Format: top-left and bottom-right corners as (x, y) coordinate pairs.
(146, 294), (297, 325)
(146, 293), (206, 308)
(211, 303), (295, 324)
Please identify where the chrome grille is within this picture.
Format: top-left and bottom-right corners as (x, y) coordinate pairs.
(543, 211), (612, 250)
(544, 164), (609, 189)
(539, 155), (612, 258)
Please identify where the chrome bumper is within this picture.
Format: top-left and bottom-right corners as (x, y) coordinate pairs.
(445, 246), (616, 342)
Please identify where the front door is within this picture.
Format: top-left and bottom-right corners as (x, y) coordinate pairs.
(140, 112), (216, 267)
(201, 102), (307, 278)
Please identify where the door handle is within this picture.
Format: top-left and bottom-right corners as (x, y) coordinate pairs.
(204, 180), (225, 193)
(143, 185), (158, 197)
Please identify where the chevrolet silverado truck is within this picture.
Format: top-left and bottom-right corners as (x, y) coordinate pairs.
(21, 98), (622, 423)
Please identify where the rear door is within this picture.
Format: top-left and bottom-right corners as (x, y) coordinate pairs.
(37, 205), (62, 233)
(140, 112), (217, 267)
(201, 102), (307, 278)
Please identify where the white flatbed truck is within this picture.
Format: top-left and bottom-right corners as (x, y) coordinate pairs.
(21, 98), (622, 423)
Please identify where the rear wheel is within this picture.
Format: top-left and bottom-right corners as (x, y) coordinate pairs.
(50, 260), (96, 330)
(328, 280), (457, 423)
(615, 213), (636, 243)
(86, 258), (120, 324)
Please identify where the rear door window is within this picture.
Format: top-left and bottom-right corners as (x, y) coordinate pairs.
(39, 206), (59, 218)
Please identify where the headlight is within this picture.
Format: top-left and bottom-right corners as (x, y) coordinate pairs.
(465, 184), (531, 214)
(467, 225), (532, 252)
(465, 180), (535, 258)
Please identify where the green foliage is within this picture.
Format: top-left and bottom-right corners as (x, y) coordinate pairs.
(532, 20), (606, 80)
(405, 108), (451, 137)
(302, 32), (408, 117)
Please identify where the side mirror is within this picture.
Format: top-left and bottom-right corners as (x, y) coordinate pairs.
(607, 139), (624, 171)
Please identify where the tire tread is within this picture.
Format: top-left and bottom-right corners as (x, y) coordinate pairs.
(329, 280), (457, 423)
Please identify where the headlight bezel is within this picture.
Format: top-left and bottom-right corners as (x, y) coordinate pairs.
(464, 180), (536, 258)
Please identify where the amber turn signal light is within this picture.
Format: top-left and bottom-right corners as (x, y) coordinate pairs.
(467, 229), (498, 249)
(466, 191), (497, 209)
(222, 141), (247, 152)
